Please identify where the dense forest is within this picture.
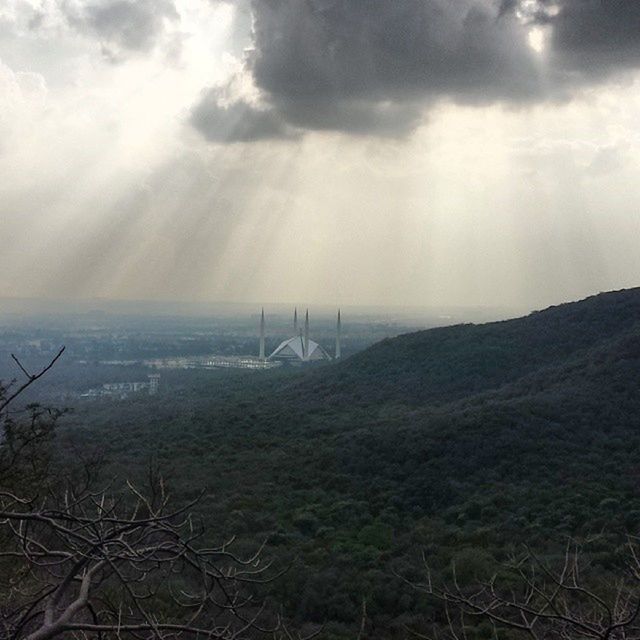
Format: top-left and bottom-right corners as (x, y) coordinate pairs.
(4, 287), (640, 638)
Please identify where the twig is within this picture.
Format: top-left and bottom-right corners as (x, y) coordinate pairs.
(1, 347), (66, 413)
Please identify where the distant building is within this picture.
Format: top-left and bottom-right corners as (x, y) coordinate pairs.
(266, 309), (336, 364)
(269, 335), (331, 362)
(103, 382), (147, 393)
(82, 378), (159, 400)
(148, 374), (160, 395)
(259, 308), (266, 361)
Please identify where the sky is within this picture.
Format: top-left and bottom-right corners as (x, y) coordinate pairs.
(1, 0), (639, 311)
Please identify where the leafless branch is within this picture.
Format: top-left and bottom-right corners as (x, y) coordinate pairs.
(1, 347), (65, 414)
(402, 541), (640, 640)
(0, 481), (315, 640)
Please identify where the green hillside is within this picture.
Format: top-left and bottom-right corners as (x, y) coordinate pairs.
(64, 288), (640, 638)
(291, 286), (640, 406)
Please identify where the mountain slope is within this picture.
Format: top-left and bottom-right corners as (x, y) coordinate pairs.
(290, 287), (640, 407)
(66, 287), (640, 639)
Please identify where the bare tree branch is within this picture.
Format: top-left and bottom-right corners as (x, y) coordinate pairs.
(0, 481), (315, 640)
(402, 541), (640, 640)
(1, 347), (65, 414)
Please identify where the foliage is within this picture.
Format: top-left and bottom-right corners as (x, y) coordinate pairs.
(23, 287), (640, 637)
(0, 359), (317, 640)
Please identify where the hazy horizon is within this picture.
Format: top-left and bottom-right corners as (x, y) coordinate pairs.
(2, 0), (639, 309)
(0, 291), (530, 322)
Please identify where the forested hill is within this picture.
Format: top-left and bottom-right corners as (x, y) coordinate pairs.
(67, 287), (640, 639)
(288, 286), (640, 407)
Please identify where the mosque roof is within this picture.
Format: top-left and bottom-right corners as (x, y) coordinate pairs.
(268, 335), (331, 361)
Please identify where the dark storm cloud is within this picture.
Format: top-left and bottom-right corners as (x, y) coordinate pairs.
(250, 0), (539, 106)
(547, 0), (640, 77)
(190, 90), (297, 143)
(192, 0), (640, 143)
(194, 0), (540, 141)
(501, 0), (640, 76)
(64, 0), (178, 56)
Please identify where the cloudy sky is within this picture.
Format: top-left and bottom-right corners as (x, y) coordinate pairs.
(1, 0), (639, 310)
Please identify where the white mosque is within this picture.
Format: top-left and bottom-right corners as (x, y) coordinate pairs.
(259, 308), (342, 364)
